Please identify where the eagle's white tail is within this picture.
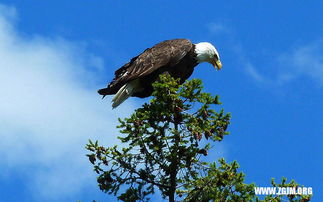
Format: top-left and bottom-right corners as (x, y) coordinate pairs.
(112, 79), (141, 108)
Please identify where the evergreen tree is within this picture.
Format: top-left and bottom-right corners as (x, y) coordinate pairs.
(86, 75), (311, 201)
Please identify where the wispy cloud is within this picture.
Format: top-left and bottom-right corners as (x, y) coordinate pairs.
(245, 62), (268, 84)
(278, 40), (323, 85)
(0, 4), (137, 201)
(207, 20), (323, 88)
(207, 22), (230, 35)
(245, 40), (323, 87)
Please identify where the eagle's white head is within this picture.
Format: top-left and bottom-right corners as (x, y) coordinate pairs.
(195, 42), (222, 70)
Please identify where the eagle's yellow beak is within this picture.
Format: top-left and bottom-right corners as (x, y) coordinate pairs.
(212, 59), (222, 70)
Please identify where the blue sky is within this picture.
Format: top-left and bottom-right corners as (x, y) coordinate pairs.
(0, 1), (322, 201)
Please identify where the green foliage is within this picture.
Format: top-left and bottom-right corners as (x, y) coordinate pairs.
(261, 178), (312, 201)
(183, 158), (256, 201)
(86, 75), (311, 201)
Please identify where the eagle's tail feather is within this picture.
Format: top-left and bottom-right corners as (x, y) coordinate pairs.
(112, 80), (140, 108)
(98, 88), (111, 96)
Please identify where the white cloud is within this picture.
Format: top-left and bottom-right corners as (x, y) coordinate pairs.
(278, 40), (323, 86)
(245, 40), (323, 87)
(0, 4), (137, 201)
(245, 62), (267, 84)
(207, 22), (229, 35)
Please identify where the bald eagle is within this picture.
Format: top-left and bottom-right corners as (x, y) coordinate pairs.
(98, 39), (222, 108)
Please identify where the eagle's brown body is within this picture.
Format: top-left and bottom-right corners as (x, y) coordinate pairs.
(98, 39), (198, 98)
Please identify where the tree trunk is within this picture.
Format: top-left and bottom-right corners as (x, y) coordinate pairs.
(169, 122), (180, 202)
